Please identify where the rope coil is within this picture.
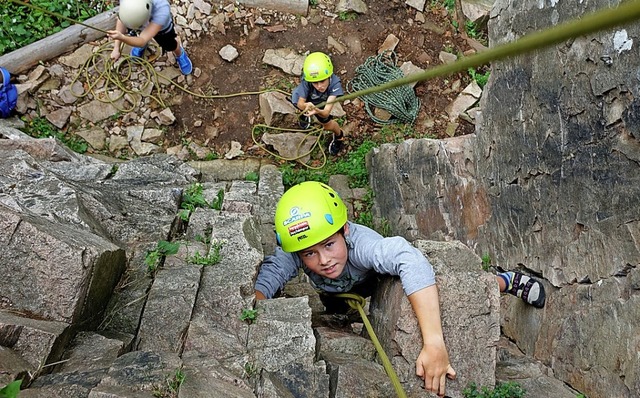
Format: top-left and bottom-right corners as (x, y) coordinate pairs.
(346, 51), (420, 125)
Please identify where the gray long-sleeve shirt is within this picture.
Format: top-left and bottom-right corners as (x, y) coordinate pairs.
(254, 222), (435, 298)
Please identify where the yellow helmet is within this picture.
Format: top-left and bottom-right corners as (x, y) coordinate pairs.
(119, 0), (152, 30)
(302, 52), (333, 82)
(275, 181), (348, 252)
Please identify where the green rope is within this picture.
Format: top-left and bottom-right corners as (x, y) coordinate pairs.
(346, 51), (420, 125)
(333, 292), (408, 398)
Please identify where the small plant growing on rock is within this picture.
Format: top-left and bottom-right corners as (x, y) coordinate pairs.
(245, 171), (259, 182)
(240, 308), (259, 324)
(338, 11), (358, 21)
(481, 253), (491, 272)
(178, 184), (225, 221)
(463, 381), (525, 398)
(188, 241), (223, 266)
(243, 361), (258, 378)
(145, 240), (180, 273)
(0, 380), (22, 398)
(153, 368), (185, 398)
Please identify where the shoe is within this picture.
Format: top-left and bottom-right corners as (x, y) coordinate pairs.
(328, 132), (345, 156)
(130, 46), (147, 58)
(176, 47), (193, 75)
(298, 114), (312, 129)
(501, 271), (546, 308)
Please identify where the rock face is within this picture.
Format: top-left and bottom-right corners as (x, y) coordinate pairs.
(369, 0), (640, 397)
(0, 121), (508, 397)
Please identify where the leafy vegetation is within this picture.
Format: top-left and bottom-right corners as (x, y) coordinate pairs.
(469, 67), (491, 88)
(153, 369), (185, 398)
(0, 0), (112, 55)
(145, 240), (180, 273)
(22, 116), (89, 154)
(178, 183), (224, 221)
(481, 253), (491, 272)
(188, 241), (223, 266)
(0, 380), (21, 398)
(240, 308), (259, 324)
(245, 171), (259, 182)
(463, 382), (526, 398)
(338, 11), (358, 21)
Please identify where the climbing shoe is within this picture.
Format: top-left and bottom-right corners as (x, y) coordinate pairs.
(500, 271), (546, 308)
(328, 131), (345, 156)
(130, 46), (147, 58)
(176, 47), (193, 75)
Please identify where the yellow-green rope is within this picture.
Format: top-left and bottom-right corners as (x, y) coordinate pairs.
(333, 292), (408, 398)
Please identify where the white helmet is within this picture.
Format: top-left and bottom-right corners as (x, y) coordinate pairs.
(118, 0), (152, 30)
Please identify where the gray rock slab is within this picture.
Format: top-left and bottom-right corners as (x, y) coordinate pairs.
(259, 90), (297, 127)
(137, 265), (202, 353)
(0, 346), (33, 386)
(59, 331), (127, 373)
(223, 180), (258, 214)
(369, 240), (500, 398)
(92, 351), (182, 394)
(100, 244), (155, 336)
(0, 207), (125, 325)
(188, 158), (263, 182)
(77, 99), (119, 123)
(0, 310), (71, 370)
(180, 351), (255, 398)
(323, 351), (395, 397)
(315, 326), (376, 361)
(261, 132), (317, 165)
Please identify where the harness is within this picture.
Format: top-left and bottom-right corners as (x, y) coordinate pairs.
(0, 67), (18, 118)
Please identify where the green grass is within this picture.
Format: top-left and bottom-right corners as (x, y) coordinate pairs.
(0, 0), (111, 55)
(338, 11), (358, 21)
(22, 116), (89, 154)
(468, 67), (491, 88)
(463, 382), (526, 398)
(245, 171), (259, 182)
(188, 241), (223, 266)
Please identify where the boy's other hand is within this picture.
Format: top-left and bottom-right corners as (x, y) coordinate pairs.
(415, 340), (456, 397)
(107, 30), (125, 42)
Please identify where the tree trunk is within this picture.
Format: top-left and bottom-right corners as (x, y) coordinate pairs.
(0, 10), (117, 76)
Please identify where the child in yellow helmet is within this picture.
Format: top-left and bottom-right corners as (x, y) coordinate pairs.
(292, 52), (346, 155)
(255, 181), (546, 396)
(255, 181), (456, 396)
(107, 0), (193, 75)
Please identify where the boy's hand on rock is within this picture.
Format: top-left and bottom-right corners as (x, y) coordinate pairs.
(415, 341), (456, 397)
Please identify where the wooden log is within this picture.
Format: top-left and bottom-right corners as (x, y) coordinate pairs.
(0, 9), (117, 76)
(238, 0), (308, 16)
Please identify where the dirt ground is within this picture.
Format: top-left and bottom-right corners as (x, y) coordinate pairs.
(166, 0), (479, 158)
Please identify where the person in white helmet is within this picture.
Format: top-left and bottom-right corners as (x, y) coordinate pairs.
(107, 0), (193, 75)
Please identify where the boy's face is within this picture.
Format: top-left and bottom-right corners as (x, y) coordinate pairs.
(297, 228), (348, 279)
(311, 78), (330, 93)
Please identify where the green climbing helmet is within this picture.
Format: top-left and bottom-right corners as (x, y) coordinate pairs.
(119, 0), (152, 30)
(275, 181), (348, 252)
(302, 52), (333, 82)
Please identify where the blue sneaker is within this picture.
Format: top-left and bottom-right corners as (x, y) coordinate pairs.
(130, 46), (147, 58)
(176, 47), (193, 75)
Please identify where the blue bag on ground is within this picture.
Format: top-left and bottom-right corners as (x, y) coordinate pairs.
(0, 67), (18, 118)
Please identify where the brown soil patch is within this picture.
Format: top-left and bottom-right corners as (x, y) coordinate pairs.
(167, 0), (478, 157)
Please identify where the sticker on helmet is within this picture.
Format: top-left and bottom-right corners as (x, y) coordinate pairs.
(283, 207), (311, 226)
(288, 221), (310, 236)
